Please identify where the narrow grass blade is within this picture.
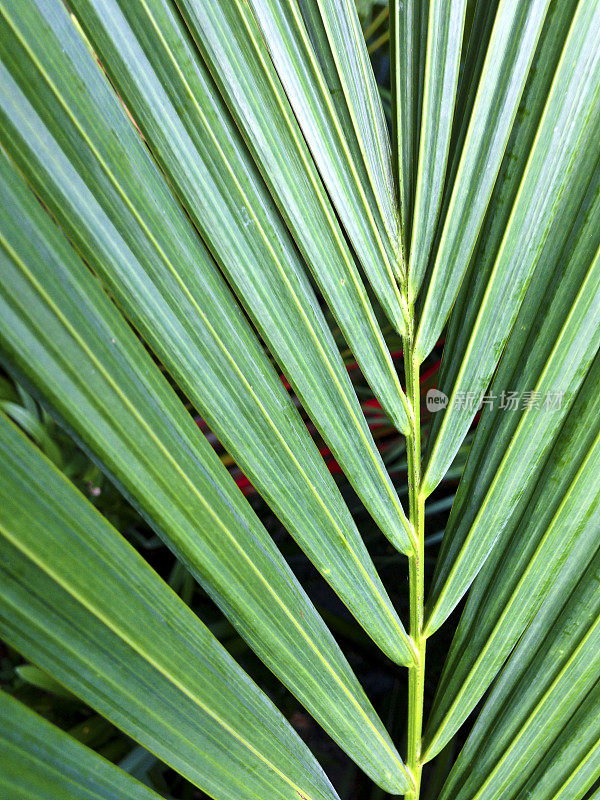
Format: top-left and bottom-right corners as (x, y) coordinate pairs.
(45, 0), (412, 554)
(0, 693), (162, 800)
(421, 0), (600, 495)
(246, 0), (408, 327)
(408, 0), (467, 300)
(0, 156), (412, 791)
(170, 0), (411, 435)
(0, 417), (347, 800)
(0, 0), (416, 641)
(437, 532), (600, 800)
(423, 349), (600, 760)
(415, 0), (550, 351)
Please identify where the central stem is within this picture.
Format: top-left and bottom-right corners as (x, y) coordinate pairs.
(404, 317), (425, 800)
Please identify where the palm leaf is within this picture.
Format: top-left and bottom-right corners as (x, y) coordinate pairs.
(1, 0), (600, 797)
(0, 0), (413, 557)
(0, 692), (162, 800)
(421, 0), (600, 495)
(437, 528), (600, 800)
(0, 414), (348, 800)
(0, 149), (411, 791)
(245, 0), (409, 322)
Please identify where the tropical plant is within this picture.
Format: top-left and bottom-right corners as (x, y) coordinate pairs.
(1, 0), (600, 798)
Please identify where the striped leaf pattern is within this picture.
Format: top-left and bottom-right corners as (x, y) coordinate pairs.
(1, 0), (600, 798)
(0, 146), (412, 791)
(0, 692), (162, 800)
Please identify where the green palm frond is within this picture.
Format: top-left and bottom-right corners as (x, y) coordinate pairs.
(1, 1), (600, 799)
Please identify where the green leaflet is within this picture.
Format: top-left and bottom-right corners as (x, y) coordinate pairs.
(427, 0), (578, 468)
(0, 154), (411, 792)
(390, 0), (428, 253)
(408, 0), (467, 300)
(426, 188), (600, 632)
(422, 349), (600, 760)
(0, 417), (345, 800)
(290, 0), (398, 252)
(516, 683), (600, 800)
(425, 109), (600, 637)
(118, 745), (158, 782)
(297, 0), (364, 157)
(0, 399), (62, 467)
(447, 0), (499, 178)
(44, 0), (412, 557)
(166, 0), (411, 435)
(0, 692), (161, 800)
(438, 527), (600, 800)
(304, 0), (398, 250)
(0, 0), (416, 654)
(407, 0), (497, 312)
(421, 0), (600, 494)
(246, 0), (408, 326)
(415, 0), (550, 345)
(15, 664), (78, 698)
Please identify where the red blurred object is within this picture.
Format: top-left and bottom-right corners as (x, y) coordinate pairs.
(195, 340), (444, 496)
